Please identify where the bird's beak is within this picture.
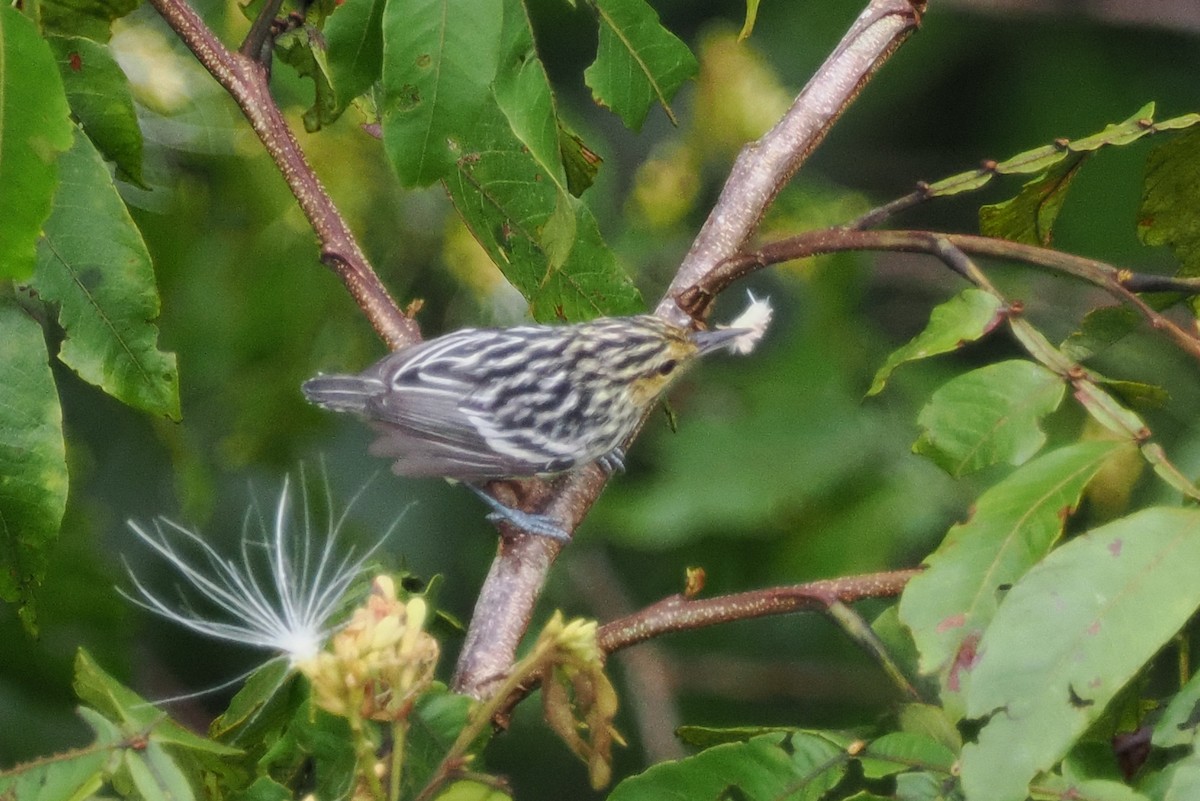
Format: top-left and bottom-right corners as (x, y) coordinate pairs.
(690, 327), (748, 356)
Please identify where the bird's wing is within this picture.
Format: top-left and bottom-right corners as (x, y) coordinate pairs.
(360, 332), (551, 479)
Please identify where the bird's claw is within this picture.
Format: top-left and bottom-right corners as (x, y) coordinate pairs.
(470, 485), (572, 542)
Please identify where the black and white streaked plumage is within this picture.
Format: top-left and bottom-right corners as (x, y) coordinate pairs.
(303, 307), (770, 539)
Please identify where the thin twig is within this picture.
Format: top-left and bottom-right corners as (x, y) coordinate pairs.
(697, 228), (1200, 364)
(490, 569), (920, 720)
(146, 0), (418, 350)
(596, 569), (918, 654)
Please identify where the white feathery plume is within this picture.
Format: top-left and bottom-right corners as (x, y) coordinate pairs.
(122, 470), (394, 669)
(721, 291), (773, 355)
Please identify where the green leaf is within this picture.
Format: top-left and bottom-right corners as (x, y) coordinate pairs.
(868, 289), (1004, 396)
(263, 702), (356, 801)
(960, 507), (1200, 801)
(914, 360), (1066, 476)
(324, 0), (385, 121)
(1061, 306), (1141, 363)
(559, 124), (602, 196)
(492, 0), (569, 192)
(1034, 773), (1149, 801)
(48, 35), (145, 186)
(446, 103), (641, 321)
(209, 658), (298, 745)
(1138, 126), (1200, 277)
(583, 0), (698, 131)
(897, 703), (962, 754)
(123, 741), (195, 801)
(607, 731), (848, 801)
(675, 725), (799, 749)
(275, 26), (339, 134)
(432, 780), (512, 801)
(74, 649), (241, 758)
(858, 732), (956, 778)
(380, 0), (502, 186)
(0, 295), (67, 634)
(39, 0), (139, 41)
(899, 441), (1122, 687)
(1164, 757), (1200, 801)
(234, 776), (293, 801)
(0, 709), (117, 801)
(922, 104), (1200, 203)
(31, 127), (181, 420)
(979, 154), (1086, 246)
(1153, 668), (1200, 748)
(402, 687), (476, 798)
(0, 6), (75, 281)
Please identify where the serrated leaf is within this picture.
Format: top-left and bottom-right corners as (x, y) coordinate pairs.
(607, 731), (848, 801)
(0, 6), (75, 281)
(0, 296), (67, 634)
(899, 441), (1122, 685)
(48, 35), (145, 186)
(31, 128), (181, 420)
(275, 26), (339, 134)
(446, 103), (641, 321)
(868, 289), (1004, 396)
(380, 0), (502, 186)
(915, 360), (1066, 476)
(1138, 126), (1200, 277)
(39, 0), (139, 41)
(324, 0), (385, 120)
(960, 507), (1200, 801)
(979, 154), (1086, 246)
(583, 0), (697, 131)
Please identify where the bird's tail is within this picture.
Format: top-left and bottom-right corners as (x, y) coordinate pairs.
(302, 374), (385, 414)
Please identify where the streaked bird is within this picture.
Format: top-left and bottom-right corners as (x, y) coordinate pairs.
(304, 298), (772, 540)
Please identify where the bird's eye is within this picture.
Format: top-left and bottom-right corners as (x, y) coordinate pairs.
(657, 359), (678, 376)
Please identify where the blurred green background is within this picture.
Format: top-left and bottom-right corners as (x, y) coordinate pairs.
(4, 1), (1200, 797)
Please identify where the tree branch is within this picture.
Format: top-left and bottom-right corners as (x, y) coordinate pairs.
(697, 228), (1200, 364)
(146, 0), (419, 350)
(452, 0), (926, 698)
(596, 569), (918, 654)
(490, 568), (920, 721)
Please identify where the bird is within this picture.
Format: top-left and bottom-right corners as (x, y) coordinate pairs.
(303, 298), (772, 540)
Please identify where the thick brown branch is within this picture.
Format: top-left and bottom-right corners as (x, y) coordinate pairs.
(146, 0), (418, 350)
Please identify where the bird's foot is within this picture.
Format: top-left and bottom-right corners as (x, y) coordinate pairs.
(596, 447), (626, 474)
(468, 484), (571, 542)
